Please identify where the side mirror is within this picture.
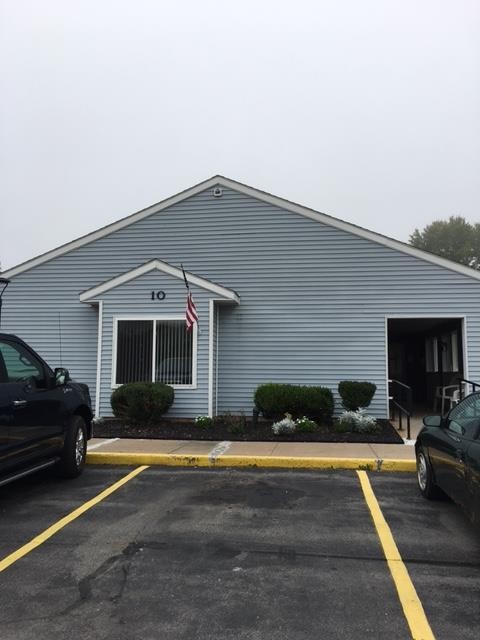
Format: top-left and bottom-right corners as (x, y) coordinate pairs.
(423, 415), (442, 427)
(54, 367), (70, 386)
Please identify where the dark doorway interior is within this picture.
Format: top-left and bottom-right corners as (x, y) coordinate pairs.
(388, 318), (463, 411)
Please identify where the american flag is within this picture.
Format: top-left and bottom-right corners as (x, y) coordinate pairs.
(185, 291), (198, 332)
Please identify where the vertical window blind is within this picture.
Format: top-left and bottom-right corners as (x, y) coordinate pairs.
(155, 320), (192, 385)
(425, 337), (438, 373)
(441, 331), (459, 373)
(425, 330), (459, 373)
(116, 319), (193, 386)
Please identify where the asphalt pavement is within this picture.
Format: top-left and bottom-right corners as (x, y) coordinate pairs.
(0, 467), (478, 640)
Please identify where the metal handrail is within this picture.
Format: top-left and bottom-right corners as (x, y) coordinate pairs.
(388, 378), (413, 440)
(457, 377), (480, 401)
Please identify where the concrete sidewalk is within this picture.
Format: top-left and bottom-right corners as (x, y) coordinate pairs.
(87, 437), (417, 472)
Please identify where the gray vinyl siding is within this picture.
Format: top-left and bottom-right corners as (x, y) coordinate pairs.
(3, 185), (480, 418)
(0, 279), (99, 403)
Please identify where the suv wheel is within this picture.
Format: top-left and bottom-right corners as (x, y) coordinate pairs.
(58, 416), (87, 478)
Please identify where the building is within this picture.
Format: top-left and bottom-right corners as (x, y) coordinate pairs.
(2, 176), (479, 419)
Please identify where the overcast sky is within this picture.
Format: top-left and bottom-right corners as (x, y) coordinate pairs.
(1, 0), (479, 270)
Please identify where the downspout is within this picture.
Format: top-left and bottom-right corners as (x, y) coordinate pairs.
(95, 300), (103, 417)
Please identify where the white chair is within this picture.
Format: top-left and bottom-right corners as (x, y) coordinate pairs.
(434, 382), (468, 415)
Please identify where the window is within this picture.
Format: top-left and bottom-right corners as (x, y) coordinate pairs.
(116, 321), (152, 384)
(425, 330), (459, 373)
(0, 340), (45, 385)
(447, 393), (480, 439)
(114, 318), (195, 387)
(441, 331), (459, 373)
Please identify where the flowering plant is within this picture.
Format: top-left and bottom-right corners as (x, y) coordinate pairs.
(295, 416), (318, 432)
(272, 413), (296, 435)
(337, 408), (378, 433)
(195, 415), (213, 428)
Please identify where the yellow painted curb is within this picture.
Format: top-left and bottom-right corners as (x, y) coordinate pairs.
(87, 451), (416, 472)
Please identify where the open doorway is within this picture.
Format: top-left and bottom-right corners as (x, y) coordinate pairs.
(387, 317), (464, 414)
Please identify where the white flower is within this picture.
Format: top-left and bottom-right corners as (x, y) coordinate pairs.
(272, 416), (296, 434)
(338, 408), (377, 432)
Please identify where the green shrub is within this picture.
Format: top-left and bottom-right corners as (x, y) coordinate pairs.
(298, 386), (334, 421)
(333, 419), (351, 433)
(254, 383), (334, 421)
(338, 381), (376, 411)
(295, 417), (318, 432)
(254, 384), (297, 418)
(111, 382), (174, 425)
(195, 416), (213, 428)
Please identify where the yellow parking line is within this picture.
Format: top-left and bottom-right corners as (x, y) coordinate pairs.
(0, 465), (149, 574)
(357, 470), (435, 640)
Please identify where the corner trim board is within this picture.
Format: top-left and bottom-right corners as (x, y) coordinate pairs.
(208, 299), (214, 417)
(95, 300), (103, 417)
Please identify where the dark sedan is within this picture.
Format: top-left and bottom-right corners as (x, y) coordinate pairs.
(416, 392), (480, 524)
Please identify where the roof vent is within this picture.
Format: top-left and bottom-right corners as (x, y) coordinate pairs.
(212, 186), (223, 198)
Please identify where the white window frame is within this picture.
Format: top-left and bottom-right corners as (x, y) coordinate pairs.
(111, 315), (198, 390)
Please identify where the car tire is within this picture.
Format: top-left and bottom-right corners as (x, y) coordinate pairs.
(416, 448), (440, 499)
(58, 415), (87, 478)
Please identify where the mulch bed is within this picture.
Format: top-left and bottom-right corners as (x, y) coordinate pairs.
(94, 417), (404, 444)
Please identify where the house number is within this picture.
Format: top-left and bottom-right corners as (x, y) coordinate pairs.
(151, 291), (166, 301)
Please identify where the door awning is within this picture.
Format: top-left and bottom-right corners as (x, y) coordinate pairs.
(79, 259), (240, 304)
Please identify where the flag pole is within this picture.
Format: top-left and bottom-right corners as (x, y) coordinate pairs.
(181, 264), (189, 291)
(181, 265), (200, 333)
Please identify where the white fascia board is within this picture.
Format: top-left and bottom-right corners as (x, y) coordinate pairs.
(4, 174), (480, 283)
(79, 259), (240, 303)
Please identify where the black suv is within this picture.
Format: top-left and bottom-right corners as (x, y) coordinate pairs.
(0, 333), (93, 487)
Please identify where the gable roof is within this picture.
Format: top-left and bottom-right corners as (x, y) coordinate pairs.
(3, 174), (480, 282)
(79, 259), (240, 303)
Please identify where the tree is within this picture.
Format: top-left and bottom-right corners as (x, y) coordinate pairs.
(410, 216), (480, 270)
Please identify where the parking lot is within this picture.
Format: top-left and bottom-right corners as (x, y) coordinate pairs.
(0, 466), (479, 640)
